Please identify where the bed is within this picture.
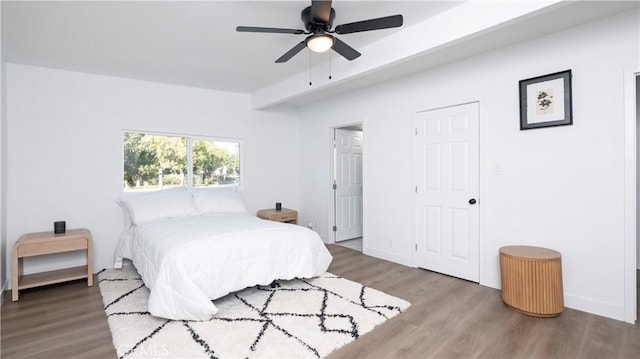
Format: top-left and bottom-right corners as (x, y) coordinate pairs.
(114, 187), (333, 321)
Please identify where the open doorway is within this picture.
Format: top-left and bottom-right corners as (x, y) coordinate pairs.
(331, 124), (363, 252)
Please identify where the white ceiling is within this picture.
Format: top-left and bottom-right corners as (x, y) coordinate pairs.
(2, 1), (463, 94)
(3, 1), (637, 107)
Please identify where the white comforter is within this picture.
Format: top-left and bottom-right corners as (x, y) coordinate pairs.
(115, 213), (333, 321)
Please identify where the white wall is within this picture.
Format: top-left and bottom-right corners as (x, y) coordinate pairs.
(298, 9), (639, 321)
(5, 64), (300, 276)
(0, 1), (6, 297)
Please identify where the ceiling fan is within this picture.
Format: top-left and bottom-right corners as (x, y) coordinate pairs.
(236, 0), (403, 63)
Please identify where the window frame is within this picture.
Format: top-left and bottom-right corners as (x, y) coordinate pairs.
(122, 130), (243, 192)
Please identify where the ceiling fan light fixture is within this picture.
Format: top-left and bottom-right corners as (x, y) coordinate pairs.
(306, 34), (334, 53)
(237, 0), (403, 63)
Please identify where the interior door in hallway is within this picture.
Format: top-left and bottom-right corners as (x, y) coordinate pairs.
(414, 102), (480, 282)
(335, 128), (363, 242)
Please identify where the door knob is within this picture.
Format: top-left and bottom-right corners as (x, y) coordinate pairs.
(469, 198), (477, 205)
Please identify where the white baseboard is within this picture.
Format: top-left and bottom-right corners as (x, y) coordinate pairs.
(363, 247), (413, 268)
(564, 292), (627, 323)
(362, 247), (631, 323)
(480, 282), (629, 323)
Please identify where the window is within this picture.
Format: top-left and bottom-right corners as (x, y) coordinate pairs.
(123, 131), (241, 192)
(191, 139), (240, 188)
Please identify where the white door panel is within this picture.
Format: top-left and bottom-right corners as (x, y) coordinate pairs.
(335, 129), (364, 242)
(414, 103), (479, 282)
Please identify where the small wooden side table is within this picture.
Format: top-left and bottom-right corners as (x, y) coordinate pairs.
(499, 245), (564, 317)
(12, 228), (93, 301)
(257, 208), (298, 224)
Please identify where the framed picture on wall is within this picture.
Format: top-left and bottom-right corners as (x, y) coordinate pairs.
(519, 70), (572, 130)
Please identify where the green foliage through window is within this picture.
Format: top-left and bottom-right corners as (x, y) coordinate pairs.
(123, 132), (240, 191)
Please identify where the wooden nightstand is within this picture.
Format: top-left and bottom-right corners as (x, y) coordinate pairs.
(257, 208), (298, 224)
(12, 228), (93, 301)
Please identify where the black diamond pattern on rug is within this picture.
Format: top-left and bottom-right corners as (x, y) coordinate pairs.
(98, 262), (410, 358)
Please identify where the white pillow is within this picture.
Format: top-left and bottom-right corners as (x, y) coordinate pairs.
(115, 186), (188, 228)
(192, 187), (248, 214)
(116, 187), (197, 226)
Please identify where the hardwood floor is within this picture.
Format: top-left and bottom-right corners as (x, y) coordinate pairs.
(327, 247), (640, 358)
(2, 245), (639, 358)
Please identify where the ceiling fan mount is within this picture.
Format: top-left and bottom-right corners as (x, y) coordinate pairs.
(300, 6), (335, 33)
(236, 0), (403, 63)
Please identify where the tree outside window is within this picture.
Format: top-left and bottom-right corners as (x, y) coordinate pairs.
(192, 139), (240, 188)
(123, 132), (240, 191)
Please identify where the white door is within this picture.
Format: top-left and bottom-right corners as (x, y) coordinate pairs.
(335, 129), (363, 242)
(414, 102), (479, 282)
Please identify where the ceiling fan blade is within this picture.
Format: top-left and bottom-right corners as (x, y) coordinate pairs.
(311, 0), (333, 23)
(275, 41), (307, 63)
(236, 26), (305, 35)
(332, 37), (361, 61)
(335, 14), (403, 35)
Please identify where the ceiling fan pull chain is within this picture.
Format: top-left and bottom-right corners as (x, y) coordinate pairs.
(309, 50), (313, 86)
(328, 51), (332, 80)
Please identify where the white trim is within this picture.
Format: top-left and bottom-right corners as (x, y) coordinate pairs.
(328, 127), (336, 245)
(328, 122), (365, 247)
(565, 292), (626, 322)
(121, 128), (242, 143)
(363, 247), (413, 268)
(623, 67), (638, 324)
(411, 95), (487, 285)
(186, 139), (193, 188)
(361, 122), (368, 252)
(410, 116), (417, 268)
(477, 97), (489, 287)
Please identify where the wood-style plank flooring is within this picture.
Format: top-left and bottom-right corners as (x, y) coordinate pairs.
(2, 245), (639, 358)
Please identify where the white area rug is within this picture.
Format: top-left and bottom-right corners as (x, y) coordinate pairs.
(98, 262), (410, 358)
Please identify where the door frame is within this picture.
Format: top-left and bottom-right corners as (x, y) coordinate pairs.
(412, 96), (487, 284)
(328, 122), (365, 246)
(412, 101), (481, 282)
(623, 67), (638, 324)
